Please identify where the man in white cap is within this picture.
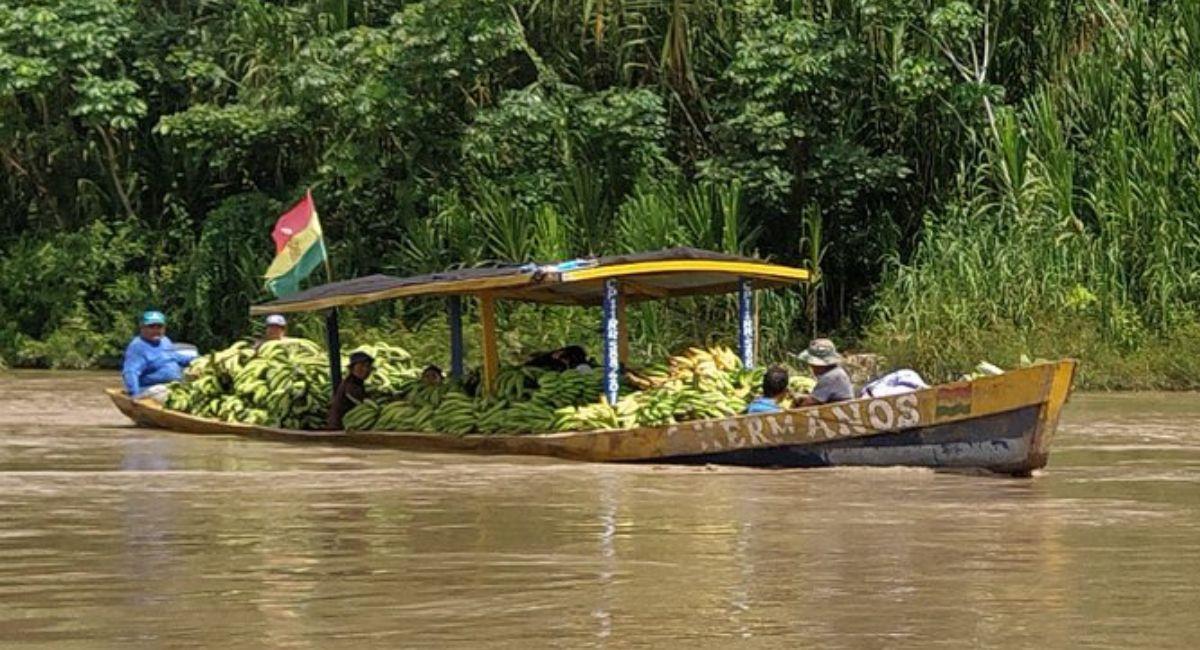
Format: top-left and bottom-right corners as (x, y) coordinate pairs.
(793, 338), (855, 407)
(254, 314), (289, 351)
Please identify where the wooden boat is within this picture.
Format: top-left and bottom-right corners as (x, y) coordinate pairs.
(108, 358), (1076, 476)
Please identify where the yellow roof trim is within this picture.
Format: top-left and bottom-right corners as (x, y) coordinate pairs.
(251, 256), (811, 314)
(559, 260), (811, 284)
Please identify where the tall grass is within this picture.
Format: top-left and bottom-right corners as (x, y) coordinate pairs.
(867, 1), (1200, 388)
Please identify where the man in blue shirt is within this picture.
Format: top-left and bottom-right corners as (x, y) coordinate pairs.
(746, 365), (790, 414)
(122, 311), (194, 399)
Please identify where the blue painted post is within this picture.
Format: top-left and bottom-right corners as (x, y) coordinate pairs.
(738, 278), (754, 368)
(326, 308), (342, 397)
(602, 278), (621, 405)
(447, 296), (464, 379)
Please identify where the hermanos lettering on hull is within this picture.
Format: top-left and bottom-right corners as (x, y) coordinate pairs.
(669, 394), (922, 453)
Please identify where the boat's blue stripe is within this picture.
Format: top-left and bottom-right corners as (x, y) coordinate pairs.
(648, 405), (1041, 471)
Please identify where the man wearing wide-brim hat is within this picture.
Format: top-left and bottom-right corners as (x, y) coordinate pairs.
(792, 338), (855, 407)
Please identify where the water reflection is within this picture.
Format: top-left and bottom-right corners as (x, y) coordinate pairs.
(594, 473), (617, 643)
(0, 373), (1198, 648)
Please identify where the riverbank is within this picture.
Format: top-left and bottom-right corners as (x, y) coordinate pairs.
(9, 338), (1200, 395)
(8, 316), (1200, 392)
(865, 317), (1200, 392)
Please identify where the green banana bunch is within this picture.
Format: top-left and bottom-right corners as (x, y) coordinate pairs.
(529, 368), (607, 409)
(407, 382), (451, 408)
(373, 401), (412, 431)
(628, 389), (678, 427)
(552, 401), (637, 432)
(354, 343), (419, 399)
(493, 366), (543, 403)
(343, 399), (382, 431)
(477, 401), (555, 434)
(166, 338), (341, 429)
(164, 381), (195, 412)
(427, 392), (477, 435)
(789, 374), (816, 394)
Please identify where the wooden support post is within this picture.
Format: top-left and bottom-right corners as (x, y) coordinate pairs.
(738, 278), (754, 368)
(602, 279), (621, 405)
(447, 295), (464, 379)
(479, 293), (499, 397)
(616, 291), (629, 366)
(326, 308), (343, 397)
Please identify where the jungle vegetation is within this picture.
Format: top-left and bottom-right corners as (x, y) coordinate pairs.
(1, 0), (1198, 388)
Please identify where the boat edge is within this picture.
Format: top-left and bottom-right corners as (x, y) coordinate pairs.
(105, 360), (1079, 472)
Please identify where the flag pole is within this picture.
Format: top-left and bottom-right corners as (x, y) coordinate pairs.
(310, 188), (335, 285)
(309, 189), (342, 401)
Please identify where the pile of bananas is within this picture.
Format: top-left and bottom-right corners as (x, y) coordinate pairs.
(552, 400), (636, 431)
(479, 401), (557, 434)
(356, 343), (420, 397)
(173, 341), (808, 435)
(341, 399), (381, 431)
(343, 398), (438, 432)
(342, 368), (603, 435)
(343, 379), (464, 432)
(528, 368), (611, 408)
(340, 344), (788, 434)
(788, 374), (817, 397)
(164, 339), (418, 429)
(551, 385), (749, 432)
(549, 345), (821, 431)
(492, 365), (546, 403)
(626, 345), (743, 390)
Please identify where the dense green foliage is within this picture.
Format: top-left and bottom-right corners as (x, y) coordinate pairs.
(866, 1), (1200, 387)
(1, 1), (1196, 387)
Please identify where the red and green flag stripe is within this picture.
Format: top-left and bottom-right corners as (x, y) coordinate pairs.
(265, 190), (328, 297)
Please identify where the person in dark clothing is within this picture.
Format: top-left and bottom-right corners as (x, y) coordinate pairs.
(524, 348), (568, 371)
(525, 345), (592, 372)
(421, 364), (444, 386)
(328, 351), (374, 430)
(559, 345), (593, 370)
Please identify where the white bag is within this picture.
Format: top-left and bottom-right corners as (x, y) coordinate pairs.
(137, 384), (170, 404)
(861, 369), (929, 398)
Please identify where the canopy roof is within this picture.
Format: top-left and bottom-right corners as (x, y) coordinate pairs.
(250, 247), (810, 315)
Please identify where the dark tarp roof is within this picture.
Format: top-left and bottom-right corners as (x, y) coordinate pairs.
(251, 247), (809, 315)
(590, 247), (754, 265)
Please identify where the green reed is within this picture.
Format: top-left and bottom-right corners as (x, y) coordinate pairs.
(867, 1), (1200, 387)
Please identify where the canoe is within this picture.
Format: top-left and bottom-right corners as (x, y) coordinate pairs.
(108, 359), (1077, 476)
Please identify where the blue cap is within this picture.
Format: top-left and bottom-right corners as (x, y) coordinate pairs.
(140, 310), (166, 326)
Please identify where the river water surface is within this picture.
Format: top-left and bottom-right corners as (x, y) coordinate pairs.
(1, 372), (1198, 648)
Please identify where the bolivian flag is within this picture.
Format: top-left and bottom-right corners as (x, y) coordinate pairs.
(264, 190), (328, 297)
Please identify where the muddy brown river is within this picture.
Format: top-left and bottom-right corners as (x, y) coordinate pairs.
(1, 372), (1198, 648)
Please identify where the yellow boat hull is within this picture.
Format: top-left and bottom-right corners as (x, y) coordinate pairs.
(108, 360), (1077, 475)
